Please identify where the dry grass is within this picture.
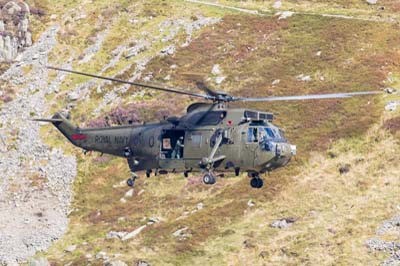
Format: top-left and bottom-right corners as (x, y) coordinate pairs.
(181, 119), (400, 266)
(213, 0), (400, 18)
(383, 116), (400, 135)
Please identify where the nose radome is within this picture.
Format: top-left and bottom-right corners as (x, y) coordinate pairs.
(275, 143), (295, 158)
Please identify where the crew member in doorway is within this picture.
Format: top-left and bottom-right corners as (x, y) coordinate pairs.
(173, 136), (184, 159)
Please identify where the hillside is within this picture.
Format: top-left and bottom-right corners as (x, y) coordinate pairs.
(0, 0), (399, 265)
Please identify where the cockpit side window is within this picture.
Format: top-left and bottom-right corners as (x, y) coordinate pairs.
(247, 127), (259, 143)
(260, 127), (287, 143)
(264, 128), (275, 139)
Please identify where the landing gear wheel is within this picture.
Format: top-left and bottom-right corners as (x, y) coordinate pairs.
(256, 178), (263, 188)
(127, 177), (135, 187)
(250, 177), (263, 189)
(184, 171), (189, 178)
(203, 173), (216, 185)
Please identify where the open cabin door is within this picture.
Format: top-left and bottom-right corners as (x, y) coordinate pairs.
(159, 129), (185, 170)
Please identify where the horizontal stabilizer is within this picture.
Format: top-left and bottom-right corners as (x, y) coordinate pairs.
(32, 118), (64, 123)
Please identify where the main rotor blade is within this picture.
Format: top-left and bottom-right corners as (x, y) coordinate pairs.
(195, 81), (219, 97)
(47, 66), (212, 100)
(32, 118), (63, 122)
(235, 91), (382, 102)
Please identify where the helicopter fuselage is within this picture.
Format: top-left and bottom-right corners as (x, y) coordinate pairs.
(50, 103), (295, 179)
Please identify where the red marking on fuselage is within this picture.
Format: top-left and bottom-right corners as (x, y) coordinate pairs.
(72, 134), (87, 140)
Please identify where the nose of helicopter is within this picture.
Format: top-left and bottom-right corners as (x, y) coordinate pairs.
(275, 142), (296, 157)
(258, 142), (296, 172)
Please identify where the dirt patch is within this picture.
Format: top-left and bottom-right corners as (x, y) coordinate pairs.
(383, 117), (400, 134)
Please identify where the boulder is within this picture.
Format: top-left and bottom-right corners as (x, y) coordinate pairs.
(385, 101), (399, 111)
(3, 1), (21, 15)
(243, 239), (256, 249)
(106, 231), (127, 240)
(173, 227), (191, 239)
(136, 260), (151, 266)
(0, 1), (33, 62)
(272, 79), (280, 85)
(124, 188), (134, 198)
(27, 257), (50, 266)
(19, 1), (30, 13)
(211, 64), (221, 75)
(215, 76), (225, 84)
(338, 163), (350, 175)
(67, 92), (79, 101)
(273, 1), (282, 9)
(147, 217), (161, 224)
(278, 11), (294, 20)
(270, 218), (296, 229)
(259, 250), (269, 258)
(296, 74), (312, 82)
(121, 225), (147, 241)
(161, 45), (175, 55)
(64, 245), (77, 253)
(19, 18), (29, 32)
(104, 261), (128, 266)
(247, 200), (255, 207)
(384, 87), (394, 94)
(95, 251), (109, 260)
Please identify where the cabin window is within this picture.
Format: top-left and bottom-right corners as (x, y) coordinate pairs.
(191, 132), (202, 148)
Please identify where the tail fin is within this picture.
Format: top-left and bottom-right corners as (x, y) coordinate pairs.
(33, 113), (79, 145)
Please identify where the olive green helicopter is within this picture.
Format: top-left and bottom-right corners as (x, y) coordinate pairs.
(35, 66), (382, 189)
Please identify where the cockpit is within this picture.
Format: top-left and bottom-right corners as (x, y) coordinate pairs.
(247, 125), (287, 143)
(247, 124), (288, 153)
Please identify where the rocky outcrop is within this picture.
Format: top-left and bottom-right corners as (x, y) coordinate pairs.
(0, 0), (32, 62)
(0, 25), (77, 265)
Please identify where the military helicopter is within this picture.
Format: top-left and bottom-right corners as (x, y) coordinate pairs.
(35, 66), (382, 189)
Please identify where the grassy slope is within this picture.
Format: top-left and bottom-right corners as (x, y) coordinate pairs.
(25, 0), (400, 265)
(216, 0), (400, 18)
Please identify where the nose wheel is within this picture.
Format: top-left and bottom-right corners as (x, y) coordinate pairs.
(250, 177), (263, 189)
(127, 173), (137, 187)
(203, 172), (216, 185)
